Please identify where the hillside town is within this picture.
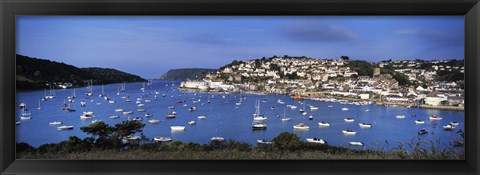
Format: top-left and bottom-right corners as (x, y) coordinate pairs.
(180, 56), (464, 110)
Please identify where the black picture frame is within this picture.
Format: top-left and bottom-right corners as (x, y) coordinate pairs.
(1, 0), (479, 174)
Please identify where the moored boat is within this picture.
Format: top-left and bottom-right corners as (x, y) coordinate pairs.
(57, 125), (74, 131)
(358, 123), (372, 128)
(344, 118), (355, 122)
(148, 119), (160, 124)
(342, 129), (357, 135)
(49, 121), (62, 125)
(293, 123), (309, 130)
(170, 126), (185, 131)
(429, 115), (442, 121)
(396, 115), (406, 119)
(211, 137), (225, 141)
(349, 141), (364, 146)
(415, 120), (425, 124)
(418, 129), (428, 135)
(318, 122), (331, 127)
(306, 138), (326, 144)
(110, 115), (120, 119)
(153, 137), (172, 142)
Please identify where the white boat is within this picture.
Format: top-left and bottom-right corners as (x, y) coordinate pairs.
(145, 113), (153, 117)
(124, 135), (140, 140)
(290, 105), (297, 109)
(166, 109), (176, 118)
(342, 129), (357, 135)
(318, 122), (331, 127)
(197, 115), (207, 119)
(153, 137), (172, 142)
(277, 99), (285, 104)
(123, 111), (134, 115)
(168, 105), (175, 109)
(306, 138), (326, 144)
(137, 104), (145, 107)
(443, 124), (455, 131)
(115, 108), (124, 112)
(20, 116), (32, 120)
(429, 115), (443, 121)
(293, 123), (309, 130)
(344, 118), (355, 122)
(110, 115), (120, 119)
(148, 119), (160, 124)
(133, 117), (143, 121)
(302, 112), (308, 116)
(49, 121), (62, 125)
(252, 123), (267, 130)
(310, 106), (318, 110)
(137, 108), (146, 112)
(170, 126), (185, 131)
(16, 121), (21, 125)
(396, 115), (406, 119)
(342, 108), (349, 111)
(91, 120), (102, 124)
(349, 141), (364, 146)
(183, 104), (188, 107)
(80, 114), (94, 119)
(136, 101), (141, 104)
(57, 125), (74, 131)
(415, 120), (425, 124)
(327, 105), (333, 108)
(188, 120), (196, 125)
(211, 137), (225, 141)
(236, 102), (242, 106)
(145, 100), (151, 103)
(281, 109), (291, 121)
(189, 106), (197, 111)
(358, 123), (372, 128)
(257, 139), (273, 144)
(108, 100), (116, 104)
(450, 121), (460, 126)
(83, 111), (94, 115)
(80, 101), (87, 107)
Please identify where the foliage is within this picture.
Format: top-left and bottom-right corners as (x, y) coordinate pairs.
(16, 54), (146, 90)
(272, 132), (302, 152)
(80, 120), (145, 149)
(347, 60), (374, 77)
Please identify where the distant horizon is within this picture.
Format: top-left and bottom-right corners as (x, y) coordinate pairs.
(17, 16), (464, 78)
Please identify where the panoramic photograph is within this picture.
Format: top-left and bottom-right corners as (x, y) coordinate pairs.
(15, 16), (465, 160)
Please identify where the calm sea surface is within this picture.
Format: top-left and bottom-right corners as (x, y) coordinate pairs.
(16, 80), (465, 151)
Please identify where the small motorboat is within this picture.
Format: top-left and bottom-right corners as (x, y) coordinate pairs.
(91, 120), (102, 124)
(197, 115), (207, 119)
(57, 125), (74, 131)
(443, 124), (455, 131)
(20, 116), (32, 120)
(358, 123), (372, 128)
(211, 137), (225, 141)
(80, 114), (94, 119)
(16, 121), (21, 125)
(257, 139), (273, 144)
(344, 118), (355, 122)
(83, 111), (94, 115)
(145, 113), (153, 117)
(166, 112), (176, 119)
(123, 111), (134, 115)
(133, 117), (143, 121)
(293, 123), (309, 130)
(396, 115), (406, 119)
(183, 104), (188, 107)
(306, 137), (326, 144)
(148, 119), (160, 124)
(290, 105), (297, 109)
(308, 115), (313, 120)
(137, 103), (145, 107)
(168, 105), (175, 109)
(310, 106), (318, 110)
(415, 120), (425, 124)
(418, 129), (428, 135)
(170, 126), (185, 131)
(327, 105), (333, 108)
(342, 108), (349, 111)
(429, 115), (442, 121)
(252, 123), (267, 130)
(115, 109), (124, 112)
(318, 122), (331, 127)
(281, 117), (291, 122)
(349, 141), (364, 146)
(137, 108), (146, 112)
(450, 121), (460, 126)
(110, 115), (120, 119)
(188, 120), (196, 125)
(189, 106), (197, 112)
(342, 129), (357, 135)
(49, 121), (62, 125)
(153, 137), (172, 142)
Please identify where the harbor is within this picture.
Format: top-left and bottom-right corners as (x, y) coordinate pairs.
(16, 80), (465, 151)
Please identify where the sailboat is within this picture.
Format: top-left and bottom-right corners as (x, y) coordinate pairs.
(166, 107), (176, 119)
(85, 80), (94, 96)
(20, 102), (32, 120)
(281, 108), (291, 121)
(99, 85), (105, 97)
(117, 86), (121, 95)
(252, 100), (267, 130)
(121, 82), (126, 92)
(253, 100), (267, 121)
(37, 100), (41, 110)
(45, 85), (56, 99)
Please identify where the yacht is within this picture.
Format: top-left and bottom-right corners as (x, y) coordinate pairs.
(293, 123), (309, 130)
(342, 129), (357, 135)
(358, 123), (372, 128)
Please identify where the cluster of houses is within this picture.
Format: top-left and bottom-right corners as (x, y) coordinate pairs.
(180, 56), (464, 109)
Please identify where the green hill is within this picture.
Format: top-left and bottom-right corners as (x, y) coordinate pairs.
(158, 68), (217, 80)
(16, 54), (146, 90)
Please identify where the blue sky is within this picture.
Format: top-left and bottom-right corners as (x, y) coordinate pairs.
(16, 16), (464, 78)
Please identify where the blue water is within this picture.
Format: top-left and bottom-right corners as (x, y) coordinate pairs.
(16, 80), (465, 151)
